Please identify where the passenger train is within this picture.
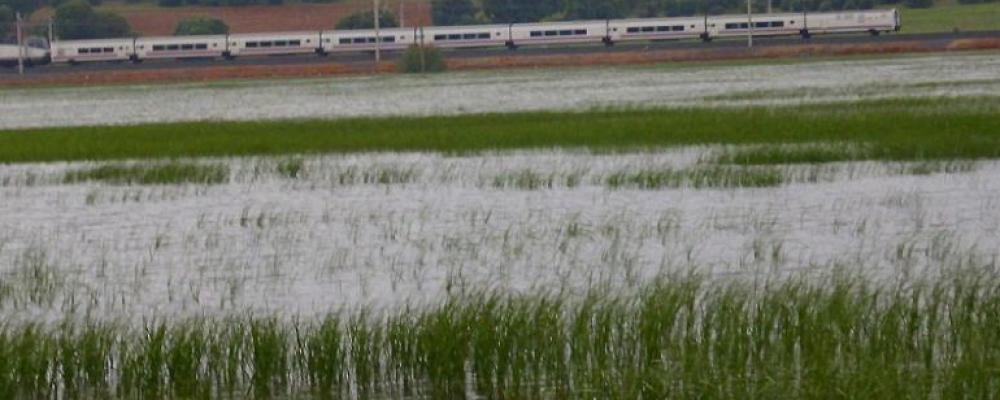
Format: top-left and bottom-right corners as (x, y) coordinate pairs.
(3, 9), (899, 67)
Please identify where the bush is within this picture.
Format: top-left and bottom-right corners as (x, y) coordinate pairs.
(174, 16), (229, 35)
(336, 9), (398, 30)
(54, 0), (131, 40)
(903, 0), (932, 7)
(398, 44), (446, 73)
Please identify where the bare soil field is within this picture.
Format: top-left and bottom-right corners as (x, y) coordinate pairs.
(30, 0), (432, 36)
(3, 38), (999, 88)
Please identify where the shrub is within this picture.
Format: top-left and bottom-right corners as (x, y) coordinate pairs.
(174, 16), (229, 35)
(336, 9), (398, 30)
(398, 44), (446, 73)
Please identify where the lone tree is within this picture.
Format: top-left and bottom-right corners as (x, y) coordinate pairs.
(174, 16), (229, 35)
(55, 0), (131, 40)
(398, 44), (446, 73)
(335, 9), (398, 30)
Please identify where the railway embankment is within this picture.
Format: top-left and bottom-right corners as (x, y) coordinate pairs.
(2, 35), (998, 88)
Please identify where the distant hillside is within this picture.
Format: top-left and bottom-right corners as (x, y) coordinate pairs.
(30, 0), (432, 36)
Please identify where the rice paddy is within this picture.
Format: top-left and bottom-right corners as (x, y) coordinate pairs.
(2, 52), (1000, 398)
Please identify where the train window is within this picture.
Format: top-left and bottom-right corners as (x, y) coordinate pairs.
(290, 40), (301, 46)
(262, 41), (274, 47)
(544, 30), (557, 36)
(656, 26), (670, 32)
(434, 34), (446, 40)
(166, 44), (180, 50)
(448, 34), (461, 40)
(79, 48), (90, 54)
(771, 21), (784, 27)
(276, 41), (289, 46)
(463, 33), (476, 39)
(789, 21), (795, 25)
(754, 22), (769, 28)
(673, 25), (684, 31)
(383, 36), (396, 43)
(195, 44), (208, 50)
(90, 48), (102, 53)
(247, 42), (258, 47)
(574, 29), (587, 35)
(626, 27), (639, 33)
(641, 26), (655, 32)
(559, 30), (572, 36)
(530, 31), (542, 37)
(152, 45), (165, 51)
(368, 37), (378, 43)
(339, 38), (351, 44)
(103, 47), (114, 52)
(181, 44), (194, 50)
(478, 33), (490, 39)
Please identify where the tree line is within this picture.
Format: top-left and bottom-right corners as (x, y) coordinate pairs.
(432, 0), (935, 26)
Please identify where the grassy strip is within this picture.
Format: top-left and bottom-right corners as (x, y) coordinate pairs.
(63, 163), (229, 185)
(901, 3), (1000, 34)
(0, 97), (999, 164)
(1, 271), (998, 399)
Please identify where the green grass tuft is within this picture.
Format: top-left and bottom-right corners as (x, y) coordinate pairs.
(63, 162), (229, 185)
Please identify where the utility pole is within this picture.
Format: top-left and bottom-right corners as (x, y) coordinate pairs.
(48, 17), (54, 47)
(16, 12), (23, 75)
(747, 0), (753, 49)
(374, 0), (381, 64)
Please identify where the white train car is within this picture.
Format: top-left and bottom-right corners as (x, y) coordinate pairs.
(707, 13), (803, 38)
(804, 9), (898, 35)
(322, 28), (415, 53)
(0, 42), (51, 66)
(609, 17), (704, 42)
(228, 31), (321, 57)
(510, 20), (608, 47)
(134, 35), (227, 60)
(422, 24), (509, 48)
(50, 38), (133, 64)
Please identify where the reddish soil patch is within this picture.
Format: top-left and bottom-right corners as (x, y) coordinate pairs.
(3, 37), (998, 88)
(31, 1), (432, 36)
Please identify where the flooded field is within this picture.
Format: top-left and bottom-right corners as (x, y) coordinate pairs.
(1, 52), (998, 129)
(1, 149), (996, 323)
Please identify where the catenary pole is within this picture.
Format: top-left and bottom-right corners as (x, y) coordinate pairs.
(374, 0), (381, 63)
(747, 0), (753, 48)
(16, 12), (24, 75)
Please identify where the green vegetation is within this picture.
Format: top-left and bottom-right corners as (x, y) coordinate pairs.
(1, 97), (999, 164)
(1, 270), (999, 398)
(335, 8), (398, 30)
(398, 44), (447, 73)
(63, 162), (229, 185)
(173, 16), (229, 35)
(606, 166), (784, 189)
(431, 0), (478, 25)
(54, 0), (131, 40)
(901, 2), (1000, 33)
